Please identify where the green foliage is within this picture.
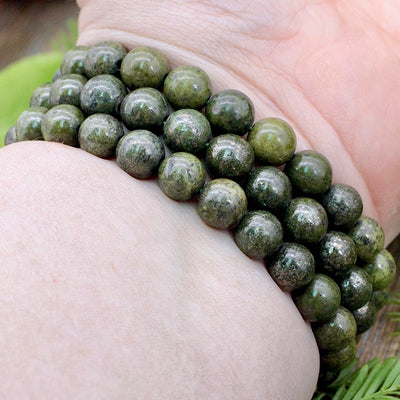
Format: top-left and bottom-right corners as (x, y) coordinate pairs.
(387, 292), (400, 336)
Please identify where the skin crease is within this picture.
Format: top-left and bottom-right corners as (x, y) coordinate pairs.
(0, 0), (399, 399)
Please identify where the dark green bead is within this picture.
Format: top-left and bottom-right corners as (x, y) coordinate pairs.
(293, 273), (341, 322)
(321, 184), (363, 229)
(120, 46), (169, 89)
(50, 74), (87, 107)
(116, 130), (165, 179)
(53, 68), (62, 82)
(4, 126), (17, 146)
(78, 113), (124, 158)
(339, 267), (372, 311)
(352, 300), (377, 334)
(247, 117), (296, 166)
(84, 41), (127, 78)
(163, 109), (212, 153)
(30, 83), (52, 109)
(285, 150), (332, 196)
(364, 249), (396, 290)
(348, 216), (385, 262)
(268, 242), (315, 292)
(234, 210), (283, 259)
(163, 65), (211, 110)
(197, 178), (247, 229)
(16, 107), (47, 141)
(205, 89), (254, 136)
(80, 75), (127, 116)
(317, 368), (341, 389)
(61, 45), (89, 76)
(320, 339), (357, 371)
(371, 289), (389, 310)
(205, 134), (254, 181)
(284, 197), (328, 244)
(158, 152), (206, 201)
(120, 88), (169, 132)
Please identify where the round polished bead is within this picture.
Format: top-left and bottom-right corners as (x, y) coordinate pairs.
(30, 83), (52, 108)
(80, 75), (127, 116)
(16, 107), (47, 141)
(268, 242), (315, 292)
(121, 46), (169, 89)
(348, 216), (385, 262)
(61, 45), (89, 76)
(371, 289), (389, 310)
(320, 339), (357, 370)
(163, 65), (211, 110)
(285, 150), (332, 196)
(247, 117), (296, 166)
(116, 130), (165, 179)
(163, 109), (212, 153)
(158, 152), (206, 201)
(234, 210), (283, 259)
(339, 267), (372, 311)
(78, 113), (124, 158)
(205, 134), (254, 181)
(293, 273), (341, 322)
(321, 184), (363, 229)
(284, 197), (328, 244)
(41, 104), (84, 146)
(84, 41), (127, 78)
(53, 68), (62, 82)
(205, 89), (254, 136)
(364, 249), (396, 290)
(197, 178), (247, 229)
(50, 74), (87, 107)
(120, 88), (169, 132)
(352, 300), (377, 334)
(4, 126), (17, 146)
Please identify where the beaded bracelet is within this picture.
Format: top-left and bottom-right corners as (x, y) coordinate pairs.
(5, 40), (397, 387)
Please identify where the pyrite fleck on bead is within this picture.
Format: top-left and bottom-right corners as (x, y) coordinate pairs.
(30, 83), (52, 109)
(320, 339), (357, 370)
(50, 74), (88, 107)
(364, 249), (396, 290)
(61, 45), (89, 76)
(16, 107), (47, 141)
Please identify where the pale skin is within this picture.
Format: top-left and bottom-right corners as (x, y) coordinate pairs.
(0, 1), (399, 399)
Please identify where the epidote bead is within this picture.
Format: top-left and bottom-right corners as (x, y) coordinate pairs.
(78, 113), (124, 158)
(80, 75), (127, 116)
(247, 117), (296, 166)
(53, 68), (62, 82)
(285, 150), (332, 196)
(120, 88), (169, 132)
(348, 216), (385, 262)
(268, 242), (315, 292)
(30, 83), (52, 109)
(205, 89), (254, 136)
(371, 289), (389, 310)
(163, 65), (211, 110)
(4, 126), (17, 146)
(116, 130), (165, 179)
(84, 41), (127, 78)
(293, 273), (341, 322)
(352, 300), (377, 334)
(364, 249), (396, 290)
(158, 152), (206, 201)
(16, 107), (47, 141)
(284, 197), (328, 244)
(197, 178), (247, 229)
(320, 339), (357, 371)
(163, 109), (212, 153)
(234, 210), (283, 259)
(61, 45), (89, 76)
(205, 134), (254, 181)
(50, 74), (88, 107)
(321, 184), (363, 229)
(120, 46), (169, 89)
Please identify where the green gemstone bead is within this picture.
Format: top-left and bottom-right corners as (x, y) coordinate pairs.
(371, 289), (389, 310)
(120, 88), (169, 133)
(348, 216), (385, 262)
(317, 368), (341, 389)
(320, 339), (357, 371)
(30, 83), (52, 109)
(158, 152), (206, 201)
(197, 178), (247, 229)
(268, 242), (315, 292)
(293, 273), (341, 322)
(205, 134), (254, 181)
(234, 210), (283, 259)
(205, 89), (254, 136)
(120, 46), (169, 89)
(50, 74), (88, 107)
(16, 107), (47, 141)
(61, 45), (89, 76)
(116, 130), (165, 179)
(352, 300), (377, 334)
(80, 74), (127, 116)
(4, 126), (17, 146)
(53, 68), (62, 82)
(163, 65), (211, 110)
(364, 249), (396, 290)
(163, 109), (212, 153)
(247, 117), (296, 166)
(78, 113), (124, 158)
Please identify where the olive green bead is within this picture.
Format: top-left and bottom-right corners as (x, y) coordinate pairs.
(205, 89), (254, 136)
(268, 242), (315, 292)
(50, 74), (88, 107)
(158, 152), (206, 201)
(293, 273), (341, 322)
(348, 216), (385, 262)
(116, 130), (165, 179)
(30, 83), (52, 109)
(163, 65), (211, 110)
(320, 339), (357, 371)
(364, 249), (396, 290)
(247, 117), (296, 166)
(205, 134), (254, 181)
(16, 107), (47, 141)
(371, 289), (389, 310)
(234, 210), (283, 259)
(53, 68), (62, 82)
(197, 178), (247, 229)
(78, 113), (124, 158)
(163, 109), (212, 153)
(120, 46), (169, 89)
(352, 300), (377, 334)
(61, 45), (89, 76)
(4, 126), (17, 146)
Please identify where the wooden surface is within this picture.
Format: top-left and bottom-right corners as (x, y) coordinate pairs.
(0, 0), (399, 368)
